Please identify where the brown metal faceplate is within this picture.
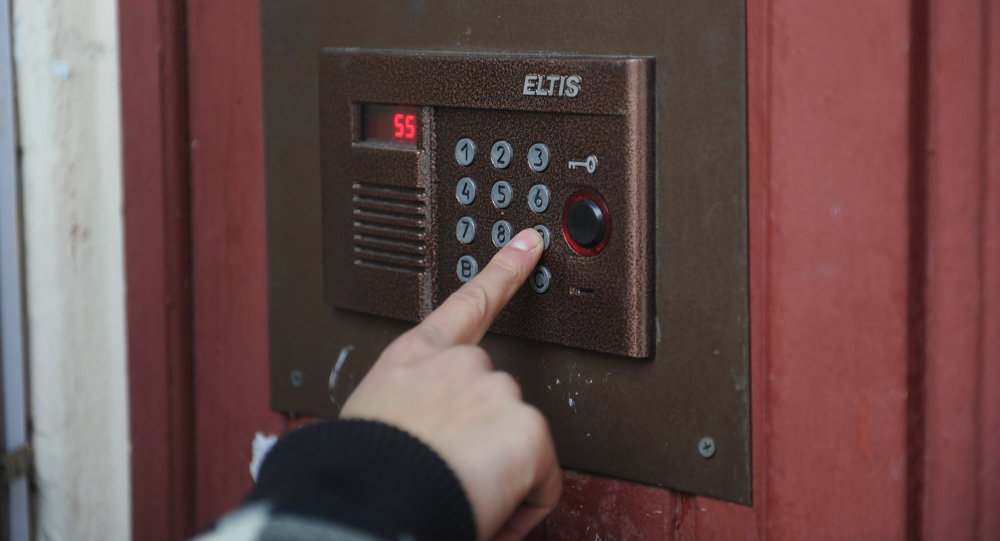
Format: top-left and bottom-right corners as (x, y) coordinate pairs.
(320, 51), (653, 357)
(262, 0), (749, 503)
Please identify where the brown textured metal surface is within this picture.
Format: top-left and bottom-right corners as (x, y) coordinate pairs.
(320, 50), (653, 357)
(262, 0), (749, 503)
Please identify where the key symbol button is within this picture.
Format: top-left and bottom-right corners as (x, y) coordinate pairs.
(568, 154), (598, 174)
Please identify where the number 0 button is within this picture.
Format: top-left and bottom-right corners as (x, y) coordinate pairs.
(455, 177), (476, 205)
(528, 184), (551, 213)
(455, 138), (476, 166)
(529, 266), (552, 293)
(491, 180), (513, 209)
(528, 143), (550, 172)
(491, 220), (513, 248)
(456, 255), (479, 282)
(456, 216), (477, 244)
(490, 141), (513, 169)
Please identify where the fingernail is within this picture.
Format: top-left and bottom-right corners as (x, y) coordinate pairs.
(509, 228), (542, 252)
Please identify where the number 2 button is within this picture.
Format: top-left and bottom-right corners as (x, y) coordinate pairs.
(490, 141), (512, 169)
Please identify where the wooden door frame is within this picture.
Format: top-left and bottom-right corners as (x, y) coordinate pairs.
(120, 1), (195, 539)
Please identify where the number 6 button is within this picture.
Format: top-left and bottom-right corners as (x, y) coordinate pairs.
(528, 184), (551, 213)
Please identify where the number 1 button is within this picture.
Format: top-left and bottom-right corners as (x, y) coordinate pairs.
(455, 138), (476, 166)
(491, 141), (512, 169)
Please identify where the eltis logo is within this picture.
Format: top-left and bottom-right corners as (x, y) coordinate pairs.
(522, 74), (581, 98)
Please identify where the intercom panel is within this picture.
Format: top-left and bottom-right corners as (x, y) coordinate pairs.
(262, 0), (750, 504)
(320, 51), (653, 358)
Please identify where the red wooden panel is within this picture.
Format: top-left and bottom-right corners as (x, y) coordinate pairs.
(546, 472), (676, 540)
(758, 0), (913, 537)
(920, 0), (994, 538)
(979, 2), (1000, 537)
(120, 0), (195, 539)
(185, 0), (293, 528)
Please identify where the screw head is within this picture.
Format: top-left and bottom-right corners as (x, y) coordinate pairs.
(290, 370), (304, 388)
(698, 436), (717, 458)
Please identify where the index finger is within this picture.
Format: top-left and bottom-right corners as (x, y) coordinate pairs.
(417, 228), (543, 350)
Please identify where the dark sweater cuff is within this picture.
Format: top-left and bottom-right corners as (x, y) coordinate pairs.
(248, 419), (477, 541)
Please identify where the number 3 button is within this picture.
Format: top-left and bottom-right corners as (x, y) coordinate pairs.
(527, 143), (550, 172)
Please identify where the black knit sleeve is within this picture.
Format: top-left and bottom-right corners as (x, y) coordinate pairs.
(247, 419), (478, 541)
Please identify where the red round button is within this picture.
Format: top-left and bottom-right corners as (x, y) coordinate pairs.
(562, 190), (611, 256)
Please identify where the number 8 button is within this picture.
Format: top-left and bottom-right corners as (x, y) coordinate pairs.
(491, 220), (513, 248)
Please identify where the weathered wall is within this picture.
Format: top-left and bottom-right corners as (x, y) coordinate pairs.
(14, 0), (130, 538)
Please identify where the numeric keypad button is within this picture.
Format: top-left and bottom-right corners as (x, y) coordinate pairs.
(491, 220), (513, 248)
(529, 266), (552, 293)
(455, 138), (476, 166)
(457, 255), (479, 282)
(527, 143), (550, 172)
(532, 224), (552, 250)
(491, 180), (513, 209)
(527, 184), (551, 213)
(490, 140), (513, 169)
(456, 216), (477, 244)
(455, 177), (476, 205)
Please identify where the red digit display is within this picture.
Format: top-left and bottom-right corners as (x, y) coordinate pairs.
(361, 104), (420, 146)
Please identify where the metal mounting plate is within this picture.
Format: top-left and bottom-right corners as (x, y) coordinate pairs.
(261, 0), (749, 503)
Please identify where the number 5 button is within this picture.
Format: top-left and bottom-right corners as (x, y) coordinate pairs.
(491, 180), (513, 209)
(527, 143), (550, 172)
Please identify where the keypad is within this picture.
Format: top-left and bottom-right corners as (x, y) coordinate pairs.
(446, 138), (565, 296)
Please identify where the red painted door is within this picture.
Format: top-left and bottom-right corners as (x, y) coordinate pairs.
(123, 0), (1000, 539)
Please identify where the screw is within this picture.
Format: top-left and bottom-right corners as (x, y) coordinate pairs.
(290, 370), (304, 388)
(698, 437), (717, 458)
